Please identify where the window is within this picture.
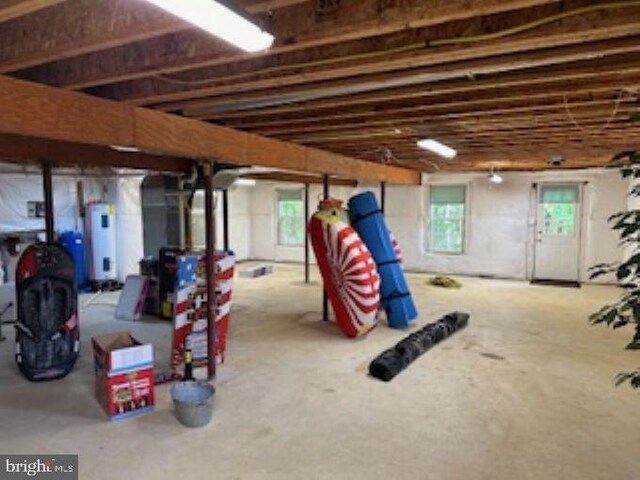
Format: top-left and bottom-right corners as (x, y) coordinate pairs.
(540, 185), (579, 236)
(429, 185), (466, 254)
(277, 189), (305, 246)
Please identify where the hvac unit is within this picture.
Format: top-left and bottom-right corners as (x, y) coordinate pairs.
(86, 203), (117, 281)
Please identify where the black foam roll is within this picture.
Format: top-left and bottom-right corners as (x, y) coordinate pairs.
(369, 349), (404, 382)
(368, 312), (470, 382)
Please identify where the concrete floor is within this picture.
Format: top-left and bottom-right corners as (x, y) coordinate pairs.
(0, 264), (638, 479)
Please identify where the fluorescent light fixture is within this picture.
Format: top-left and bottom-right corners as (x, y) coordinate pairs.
(416, 139), (457, 159)
(235, 178), (257, 187)
(110, 145), (141, 153)
(144, 0), (274, 52)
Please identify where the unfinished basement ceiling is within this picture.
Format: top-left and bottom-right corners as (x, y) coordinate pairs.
(3, 0), (640, 172)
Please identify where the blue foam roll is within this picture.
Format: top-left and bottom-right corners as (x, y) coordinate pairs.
(377, 263), (418, 324)
(348, 191), (418, 328)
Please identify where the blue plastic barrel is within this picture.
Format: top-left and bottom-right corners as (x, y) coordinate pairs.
(348, 192), (418, 329)
(58, 231), (87, 288)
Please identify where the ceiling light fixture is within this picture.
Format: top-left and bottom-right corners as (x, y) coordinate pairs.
(144, 0), (274, 52)
(549, 155), (565, 167)
(235, 178), (257, 187)
(416, 139), (457, 159)
(488, 166), (503, 184)
(110, 145), (141, 153)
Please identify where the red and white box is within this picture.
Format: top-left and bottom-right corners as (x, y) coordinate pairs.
(171, 252), (236, 377)
(92, 331), (155, 421)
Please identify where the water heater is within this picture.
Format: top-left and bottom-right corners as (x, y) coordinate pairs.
(86, 203), (117, 281)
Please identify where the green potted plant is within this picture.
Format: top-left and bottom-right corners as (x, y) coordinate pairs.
(589, 112), (640, 389)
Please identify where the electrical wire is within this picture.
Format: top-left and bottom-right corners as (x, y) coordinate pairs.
(563, 91), (624, 134)
(430, 1), (640, 47)
(156, 42), (425, 86)
(154, 1), (640, 87)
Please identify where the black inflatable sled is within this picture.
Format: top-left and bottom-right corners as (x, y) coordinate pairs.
(369, 311), (469, 382)
(15, 243), (79, 381)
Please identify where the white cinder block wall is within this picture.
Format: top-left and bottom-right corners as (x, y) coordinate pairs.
(241, 169), (628, 284)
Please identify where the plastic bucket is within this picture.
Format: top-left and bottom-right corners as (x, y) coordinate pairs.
(171, 381), (215, 428)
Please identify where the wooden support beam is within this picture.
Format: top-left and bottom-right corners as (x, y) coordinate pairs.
(133, 109), (420, 182)
(0, 133), (193, 172)
(0, 0), (64, 23)
(0, 75), (421, 183)
(428, 156), (617, 172)
(241, 172), (357, 186)
(10, 0), (562, 88)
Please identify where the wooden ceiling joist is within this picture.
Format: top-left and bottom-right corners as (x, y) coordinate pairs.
(1, 0), (639, 173)
(93, 6), (640, 106)
(0, 75), (420, 184)
(0, 0), (304, 74)
(0, 0), (64, 23)
(9, 0), (563, 89)
(147, 34), (640, 113)
(217, 88), (636, 133)
(188, 55), (640, 120)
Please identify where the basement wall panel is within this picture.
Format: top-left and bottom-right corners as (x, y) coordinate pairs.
(246, 169), (627, 284)
(0, 170), (144, 283)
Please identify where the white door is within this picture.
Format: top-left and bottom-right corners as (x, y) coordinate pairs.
(533, 183), (581, 282)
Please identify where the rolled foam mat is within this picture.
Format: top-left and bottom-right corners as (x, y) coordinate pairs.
(348, 191), (417, 328)
(369, 312), (469, 382)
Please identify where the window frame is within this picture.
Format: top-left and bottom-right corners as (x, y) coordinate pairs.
(276, 188), (305, 247)
(538, 183), (581, 238)
(427, 184), (468, 255)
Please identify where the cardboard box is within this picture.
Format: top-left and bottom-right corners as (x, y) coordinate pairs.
(92, 331), (154, 420)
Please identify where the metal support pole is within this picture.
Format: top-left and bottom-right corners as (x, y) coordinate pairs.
(184, 199), (193, 251)
(304, 183), (310, 284)
(177, 179), (186, 249)
(42, 162), (55, 244)
(222, 189), (230, 252)
(380, 181), (386, 215)
(322, 174), (330, 322)
(203, 163), (217, 380)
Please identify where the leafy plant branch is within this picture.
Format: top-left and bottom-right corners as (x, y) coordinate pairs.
(588, 113), (639, 389)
